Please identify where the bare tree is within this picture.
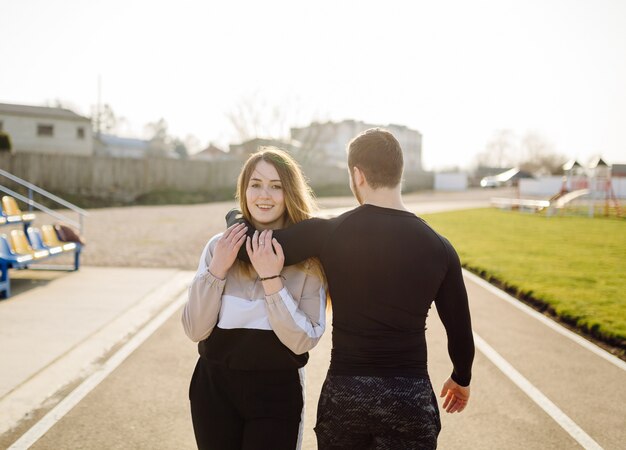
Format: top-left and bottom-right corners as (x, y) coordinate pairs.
(475, 129), (517, 168)
(144, 118), (171, 157)
(90, 103), (131, 136)
(518, 132), (565, 175)
(99, 104), (118, 134)
(474, 129), (567, 175)
(184, 134), (202, 156)
(225, 92), (326, 143)
(289, 122), (330, 165)
(225, 92), (329, 165)
(171, 137), (189, 159)
(225, 92), (294, 142)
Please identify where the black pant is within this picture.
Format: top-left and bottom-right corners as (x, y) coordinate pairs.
(315, 375), (441, 450)
(189, 358), (303, 450)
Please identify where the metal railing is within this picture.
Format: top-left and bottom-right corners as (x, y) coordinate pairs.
(0, 167), (88, 231)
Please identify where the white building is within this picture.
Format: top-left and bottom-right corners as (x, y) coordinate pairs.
(290, 120), (423, 170)
(0, 103), (93, 156)
(435, 173), (469, 191)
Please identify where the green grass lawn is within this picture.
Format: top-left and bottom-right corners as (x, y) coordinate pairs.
(420, 208), (626, 349)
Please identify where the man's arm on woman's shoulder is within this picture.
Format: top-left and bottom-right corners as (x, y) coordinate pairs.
(226, 209), (333, 265)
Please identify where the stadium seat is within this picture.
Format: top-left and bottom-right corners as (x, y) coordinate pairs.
(0, 203), (7, 225)
(0, 233), (34, 299)
(28, 227), (64, 255)
(41, 225), (77, 252)
(9, 229), (49, 259)
(1, 196), (36, 223)
(0, 178), (83, 299)
(0, 234), (33, 264)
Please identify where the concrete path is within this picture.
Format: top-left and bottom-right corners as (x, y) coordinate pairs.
(3, 267), (624, 449)
(0, 267), (193, 446)
(2, 193), (624, 449)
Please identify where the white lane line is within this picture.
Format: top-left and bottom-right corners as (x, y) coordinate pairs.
(0, 271), (192, 437)
(8, 293), (188, 450)
(474, 333), (603, 450)
(463, 269), (626, 372)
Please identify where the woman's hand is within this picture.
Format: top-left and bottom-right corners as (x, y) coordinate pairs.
(440, 377), (470, 413)
(208, 223), (248, 279)
(246, 230), (285, 295)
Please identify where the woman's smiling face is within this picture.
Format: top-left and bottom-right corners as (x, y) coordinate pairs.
(246, 160), (286, 230)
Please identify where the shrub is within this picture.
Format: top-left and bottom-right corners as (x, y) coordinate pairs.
(0, 131), (12, 152)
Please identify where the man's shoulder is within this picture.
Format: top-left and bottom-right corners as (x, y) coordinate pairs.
(414, 217), (455, 248)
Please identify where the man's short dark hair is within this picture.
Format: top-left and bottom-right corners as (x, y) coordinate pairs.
(347, 128), (403, 188)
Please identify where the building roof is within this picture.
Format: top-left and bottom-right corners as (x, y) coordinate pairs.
(98, 133), (149, 149)
(195, 143), (226, 156)
(562, 159), (582, 171)
(229, 137), (297, 155)
(589, 156), (609, 168)
(0, 102), (90, 122)
(290, 119), (421, 136)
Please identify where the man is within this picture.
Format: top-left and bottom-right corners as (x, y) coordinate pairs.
(229, 128), (474, 449)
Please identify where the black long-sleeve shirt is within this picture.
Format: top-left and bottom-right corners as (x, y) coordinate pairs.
(231, 204), (474, 385)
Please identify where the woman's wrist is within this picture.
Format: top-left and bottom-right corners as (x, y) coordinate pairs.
(208, 263), (227, 280)
(259, 274), (283, 281)
(261, 277), (283, 296)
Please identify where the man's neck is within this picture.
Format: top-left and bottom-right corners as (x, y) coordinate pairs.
(361, 186), (408, 212)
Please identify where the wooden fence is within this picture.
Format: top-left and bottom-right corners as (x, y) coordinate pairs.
(0, 152), (433, 203)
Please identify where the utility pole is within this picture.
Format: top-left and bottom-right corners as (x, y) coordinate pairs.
(96, 74), (102, 137)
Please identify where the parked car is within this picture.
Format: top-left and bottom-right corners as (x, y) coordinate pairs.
(480, 177), (499, 188)
(480, 168), (534, 188)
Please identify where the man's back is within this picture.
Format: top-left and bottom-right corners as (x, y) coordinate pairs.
(273, 204), (473, 385)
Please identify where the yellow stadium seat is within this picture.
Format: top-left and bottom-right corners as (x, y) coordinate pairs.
(9, 229), (49, 259)
(2, 196), (36, 222)
(41, 224), (77, 252)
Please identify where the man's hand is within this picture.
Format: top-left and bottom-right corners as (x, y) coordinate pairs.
(440, 377), (470, 413)
(208, 223), (248, 279)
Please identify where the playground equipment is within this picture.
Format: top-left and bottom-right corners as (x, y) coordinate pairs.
(588, 157), (621, 217)
(492, 157), (622, 218)
(547, 158), (621, 217)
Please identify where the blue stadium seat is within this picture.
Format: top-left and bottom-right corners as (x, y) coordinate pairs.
(0, 233), (33, 299)
(28, 227), (64, 255)
(1, 196), (36, 224)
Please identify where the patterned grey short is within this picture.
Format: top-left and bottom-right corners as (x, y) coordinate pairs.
(315, 375), (441, 450)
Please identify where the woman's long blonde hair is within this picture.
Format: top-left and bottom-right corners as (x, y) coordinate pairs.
(235, 146), (326, 283)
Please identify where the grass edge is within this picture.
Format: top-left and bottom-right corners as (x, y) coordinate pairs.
(464, 264), (626, 362)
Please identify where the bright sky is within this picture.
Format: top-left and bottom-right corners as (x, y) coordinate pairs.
(1, 0), (625, 170)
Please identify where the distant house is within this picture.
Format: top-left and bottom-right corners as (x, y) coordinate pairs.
(610, 163), (626, 178)
(229, 138), (300, 159)
(94, 133), (150, 159)
(191, 143), (229, 161)
(290, 120), (423, 170)
(0, 102), (93, 156)
(94, 133), (186, 159)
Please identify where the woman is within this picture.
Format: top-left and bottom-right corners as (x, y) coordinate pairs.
(182, 147), (327, 450)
